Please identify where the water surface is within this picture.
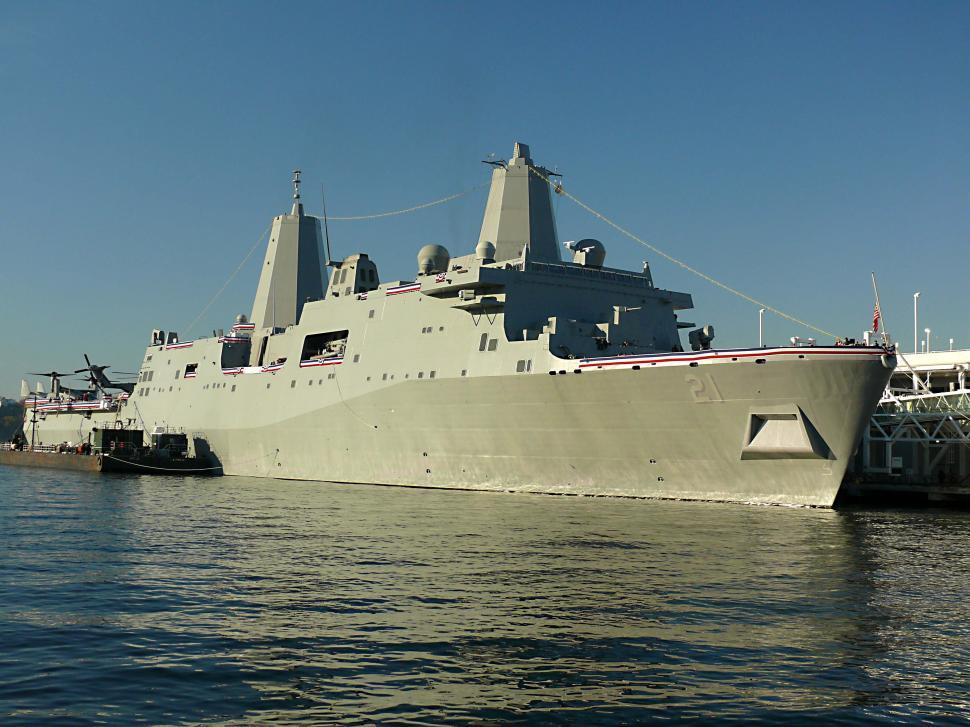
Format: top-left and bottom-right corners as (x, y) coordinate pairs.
(1, 469), (968, 724)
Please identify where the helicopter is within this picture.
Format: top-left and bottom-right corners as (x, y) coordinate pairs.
(74, 354), (137, 395)
(25, 370), (83, 399)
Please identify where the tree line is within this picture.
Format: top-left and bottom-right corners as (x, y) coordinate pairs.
(0, 402), (24, 441)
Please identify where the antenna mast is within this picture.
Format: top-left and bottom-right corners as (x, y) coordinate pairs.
(321, 183), (334, 267)
(291, 169), (303, 215)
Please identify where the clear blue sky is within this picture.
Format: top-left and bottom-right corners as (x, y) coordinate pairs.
(2, 1), (967, 396)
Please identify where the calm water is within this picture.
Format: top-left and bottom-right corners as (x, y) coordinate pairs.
(1, 469), (969, 724)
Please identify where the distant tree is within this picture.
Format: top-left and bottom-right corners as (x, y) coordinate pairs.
(0, 403), (24, 441)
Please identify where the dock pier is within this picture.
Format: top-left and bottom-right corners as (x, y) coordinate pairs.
(847, 348), (970, 506)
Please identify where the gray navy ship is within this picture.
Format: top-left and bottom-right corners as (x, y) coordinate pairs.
(20, 143), (895, 506)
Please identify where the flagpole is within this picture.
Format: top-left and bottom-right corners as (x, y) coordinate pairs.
(871, 271), (889, 347)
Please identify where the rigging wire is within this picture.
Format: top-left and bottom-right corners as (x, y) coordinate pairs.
(184, 186), (484, 333)
(332, 366), (378, 430)
(187, 167), (837, 344)
(310, 183), (487, 221)
(184, 224), (272, 335)
(529, 167), (837, 340)
(127, 397), (151, 435)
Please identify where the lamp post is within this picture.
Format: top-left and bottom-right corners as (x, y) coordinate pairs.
(950, 338), (954, 352)
(925, 328), (931, 354)
(912, 292), (921, 393)
(913, 292), (921, 354)
(759, 308), (765, 348)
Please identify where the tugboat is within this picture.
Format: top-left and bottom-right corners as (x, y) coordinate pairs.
(96, 427), (219, 474)
(1, 362), (217, 475)
(1, 422), (218, 475)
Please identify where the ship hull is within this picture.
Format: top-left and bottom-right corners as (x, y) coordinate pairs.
(218, 355), (889, 506)
(28, 350), (891, 507)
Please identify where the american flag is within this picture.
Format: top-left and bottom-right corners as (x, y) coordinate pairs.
(872, 302), (880, 333)
(435, 272), (447, 283)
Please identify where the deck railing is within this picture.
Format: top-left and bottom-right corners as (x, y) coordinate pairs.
(525, 261), (653, 288)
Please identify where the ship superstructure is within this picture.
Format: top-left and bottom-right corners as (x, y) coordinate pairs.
(21, 143), (895, 506)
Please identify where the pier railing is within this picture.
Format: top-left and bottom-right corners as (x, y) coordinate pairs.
(1, 443), (63, 453)
(878, 389), (970, 415)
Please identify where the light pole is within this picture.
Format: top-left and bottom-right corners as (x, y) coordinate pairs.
(913, 292), (921, 354)
(925, 328), (931, 354)
(759, 308), (765, 348)
(912, 291), (921, 393)
(950, 338), (954, 352)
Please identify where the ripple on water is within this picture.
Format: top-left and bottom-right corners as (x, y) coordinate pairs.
(1, 469), (969, 724)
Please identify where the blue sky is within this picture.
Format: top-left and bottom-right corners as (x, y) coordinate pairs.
(1, 1), (967, 396)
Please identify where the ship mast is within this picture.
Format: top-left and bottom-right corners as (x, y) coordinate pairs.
(248, 170), (326, 342)
(477, 142), (561, 264)
(291, 169), (303, 215)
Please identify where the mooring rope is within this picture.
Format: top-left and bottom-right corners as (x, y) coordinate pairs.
(101, 447), (280, 473)
(101, 454), (223, 473)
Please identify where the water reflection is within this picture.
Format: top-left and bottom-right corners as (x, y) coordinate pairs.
(1, 471), (968, 723)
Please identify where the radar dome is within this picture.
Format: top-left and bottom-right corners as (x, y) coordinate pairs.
(417, 244), (450, 275)
(475, 240), (496, 263)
